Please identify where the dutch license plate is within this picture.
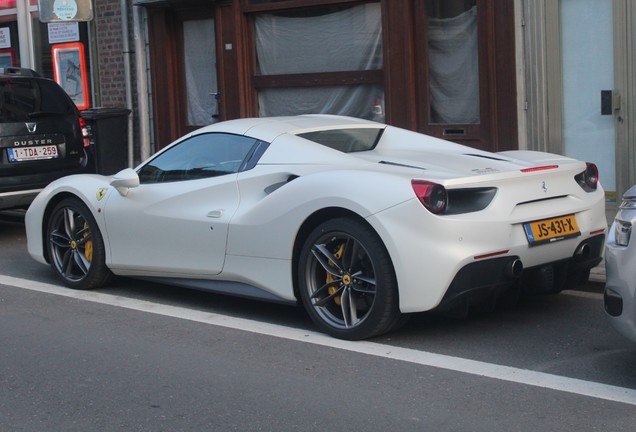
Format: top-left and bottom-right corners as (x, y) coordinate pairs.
(7, 145), (58, 162)
(523, 214), (580, 246)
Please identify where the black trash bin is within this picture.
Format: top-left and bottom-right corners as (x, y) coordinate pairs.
(81, 107), (131, 175)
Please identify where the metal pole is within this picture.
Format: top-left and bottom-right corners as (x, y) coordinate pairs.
(120, 0), (134, 168)
(16, 0), (35, 68)
(133, 5), (151, 162)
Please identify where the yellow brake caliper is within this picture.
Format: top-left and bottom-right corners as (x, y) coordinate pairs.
(326, 243), (345, 305)
(83, 222), (93, 263)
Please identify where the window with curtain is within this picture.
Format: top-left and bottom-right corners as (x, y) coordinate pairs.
(253, 3), (384, 121)
(183, 18), (218, 126)
(426, 1), (480, 125)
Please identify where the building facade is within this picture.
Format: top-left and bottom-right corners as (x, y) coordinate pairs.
(138, 0), (518, 155)
(2, 0), (634, 219)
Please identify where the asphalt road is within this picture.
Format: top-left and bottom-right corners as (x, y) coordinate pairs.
(1, 211), (635, 431)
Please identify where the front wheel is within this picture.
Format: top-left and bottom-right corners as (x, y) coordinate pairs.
(297, 218), (401, 340)
(46, 197), (112, 290)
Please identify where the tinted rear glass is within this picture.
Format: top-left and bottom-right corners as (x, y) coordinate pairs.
(0, 79), (75, 123)
(297, 128), (384, 153)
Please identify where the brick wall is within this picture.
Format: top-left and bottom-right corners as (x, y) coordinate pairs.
(92, 0), (140, 162)
(93, 0), (128, 108)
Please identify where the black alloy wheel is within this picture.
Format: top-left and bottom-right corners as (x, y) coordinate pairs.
(298, 217), (401, 340)
(47, 197), (111, 290)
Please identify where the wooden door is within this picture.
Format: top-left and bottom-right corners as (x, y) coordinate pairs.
(148, 3), (239, 149)
(412, 0), (516, 152)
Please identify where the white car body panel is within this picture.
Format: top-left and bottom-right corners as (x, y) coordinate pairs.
(26, 115), (608, 317)
(370, 193), (605, 312)
(103, 175), (239, 276)
(26, 174), (112, 265)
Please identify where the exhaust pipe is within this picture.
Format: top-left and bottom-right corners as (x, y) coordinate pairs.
(574, 243), (591, 262)
(505, 258), (523, 279)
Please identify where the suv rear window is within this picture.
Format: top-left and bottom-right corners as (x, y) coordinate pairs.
(0, 79), (75, 123)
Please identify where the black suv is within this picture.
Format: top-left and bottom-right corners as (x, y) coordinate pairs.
(0, 67), (91, 210)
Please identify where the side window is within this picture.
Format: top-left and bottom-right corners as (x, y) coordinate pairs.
(138, 133), (258, 184)
(297, 128), (384, 153)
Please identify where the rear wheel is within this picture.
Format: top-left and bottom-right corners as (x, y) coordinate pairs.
(298, 218), (401, 340)
(46, 197), (111, 290)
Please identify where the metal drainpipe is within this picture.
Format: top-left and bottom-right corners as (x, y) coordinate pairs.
(16, 0), (35, 67)
(120, 0), (134, 168)
(133, 5), (151, 162)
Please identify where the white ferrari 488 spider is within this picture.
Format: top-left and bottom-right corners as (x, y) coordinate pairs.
(25, 115), (607, 340)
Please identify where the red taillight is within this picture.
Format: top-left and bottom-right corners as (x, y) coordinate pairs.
(412, 180), (447, 214)
(583, 162), (599, 189)
(574, 162), (599, 192)
(79, 117), (90, 148)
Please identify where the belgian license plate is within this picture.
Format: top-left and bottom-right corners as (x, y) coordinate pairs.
(7, 145), (59, 162)
(523, 215), (580, 246)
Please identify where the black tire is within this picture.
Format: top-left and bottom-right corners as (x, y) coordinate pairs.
(46, 197), (112, 290)
(297, 217), (401, 340)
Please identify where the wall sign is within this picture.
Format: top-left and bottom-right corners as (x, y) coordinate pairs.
(53, 0), (77, 20)
(0, 28), (10, 49)
(0, 48), (16, 68)
(38, 0), (93, 22)
(48, 22), (80, 44)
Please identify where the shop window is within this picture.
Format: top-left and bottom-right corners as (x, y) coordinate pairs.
(252, 2), (384, 121)
(0, 3), (19, 67)
(0, 1), (16, 10)
(0, 2), (91, 103)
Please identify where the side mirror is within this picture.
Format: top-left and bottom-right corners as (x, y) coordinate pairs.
(110, 168), (140, 196)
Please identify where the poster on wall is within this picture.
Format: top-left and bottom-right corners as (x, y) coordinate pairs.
(0, 28), (11, 49)
(0, 48), (16, 68)
(52, 42), (89, 109)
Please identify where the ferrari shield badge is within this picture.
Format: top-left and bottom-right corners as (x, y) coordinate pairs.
(96, 188), (108, 201)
